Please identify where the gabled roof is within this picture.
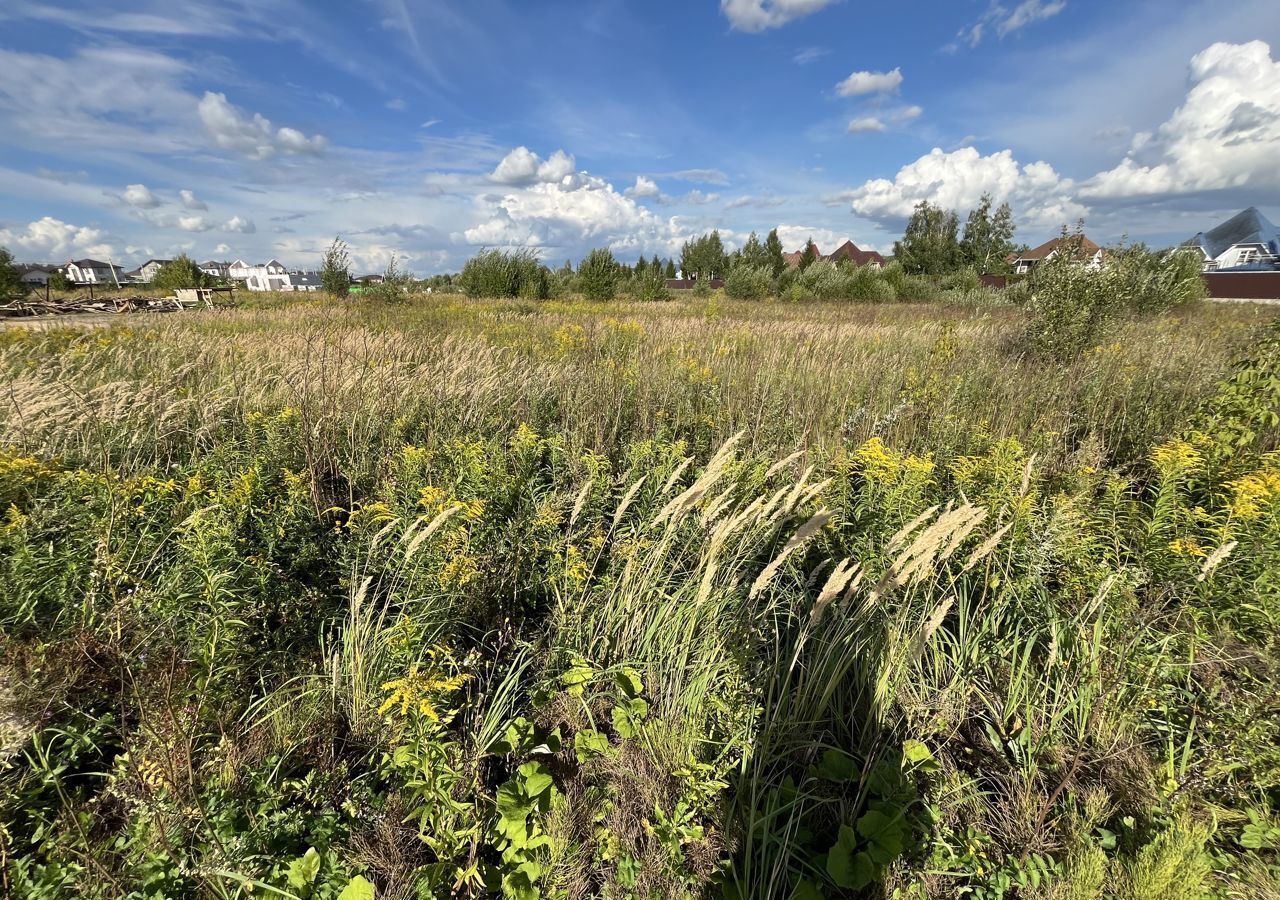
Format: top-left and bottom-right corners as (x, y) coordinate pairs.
(69, 258), (122, 269)
(1013, 235), (1102, 262)
(827, 240), (886, 266)
(1184, 207), (1280, 260)
(138, 258), (174, 268)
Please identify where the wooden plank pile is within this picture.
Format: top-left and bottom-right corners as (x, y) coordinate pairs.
(0, 288), (234, 319)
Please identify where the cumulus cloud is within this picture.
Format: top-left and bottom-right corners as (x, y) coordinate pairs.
(0, 216), (114, 260)
(958, 0), (1067, 48)
(462, 171), (678, 254)
(214, 243), (232, 255)
(222, 215), (256, 233)
(197, 91), (327, 160)
(836, 68), (903, 97)
(488, 146), (578, 185)
(179, 189), (207, 210)
(721, 0), (840, 32)
(847, 146), (1086, 229)
(626, 176), (661, 198)
(120, 183), (160, 208)
(1082, 41), (1280, 201)
(176, 215), (213, 232)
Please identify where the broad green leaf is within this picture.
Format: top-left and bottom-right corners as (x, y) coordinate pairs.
(518, 761), (554, 798)
(575, 728), (611, 761)
(287, 847), (321, 889)
(337, 875), (375, 900)
(816, 749), (858, 783)
(615, 667), (643, 698)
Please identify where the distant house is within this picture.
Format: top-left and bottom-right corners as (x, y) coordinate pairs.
(130, 259), (173, 284)
(1183, 207), (1280, 272)
(827, 240), (886, 269)
(357, 274), (386, 285)
(1009, 236), (1105, 275)
(17, 266), (53, 286)
(230, 259), (322, 292)
(65, 259), (125, 285)
(199, 260), (231, 280)
(783, 240), (884, 269)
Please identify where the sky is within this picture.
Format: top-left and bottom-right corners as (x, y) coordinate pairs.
(0, 0), (1278, 274)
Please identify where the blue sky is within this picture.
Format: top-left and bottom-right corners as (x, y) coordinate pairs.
(1, 0), (1278, 273)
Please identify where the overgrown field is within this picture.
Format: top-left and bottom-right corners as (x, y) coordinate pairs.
(1, 296), (1279, 899)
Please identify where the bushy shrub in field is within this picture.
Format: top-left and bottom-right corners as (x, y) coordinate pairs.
(627, 267), (672, 301)
(1024, 235), (1206, 357)
(149, 254), (210, 291)
(321, 236), (352, 297)
(459, 248), (548, 299)
(578, 247), (619, 301)
(847, 263), (897, 301)
(724, 264), (773, 300)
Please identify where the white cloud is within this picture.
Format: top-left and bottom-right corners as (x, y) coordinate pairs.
(197, 91), (327, 160)
(121, 183), (160, 208)
(385, 98), (406, 111)
(959, 0), (1067, 47)
(214, 243), (232, 255)
(847, 146), (1086, 229)
(176, 215), (213, 232)
(626, 176), (661, 198)
(488, 146), (578, 186)
(179, 189), (207, 210)
(848, 117), (887, 134)
(848, 106), (921, 134)
(462, 170), (679, 254)
(721, 0), (840, 32)
(222, 215), (256, 233)
(836, 68), (903, 97)
(0, 216), (115, 261)
(1083, 41), (1280, 200)
(537, 149), (577, 183)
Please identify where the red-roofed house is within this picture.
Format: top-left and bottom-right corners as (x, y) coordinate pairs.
(1010, 235), (1104, 275)
(827, 240), (886, 269)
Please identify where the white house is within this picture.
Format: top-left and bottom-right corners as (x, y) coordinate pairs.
(230, 259), (322, 292)
(1184, 208), (1280, 272)
(199, 260), (231, 280)
(1009, 235), (1105, 275)
(135, 259), (173, 283)
(65, 259), (125, 285)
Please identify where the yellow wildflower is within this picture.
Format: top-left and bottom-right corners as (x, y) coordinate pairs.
(1227, 470), (1280, 520)
(1150, 440), (1202, 477)
(379, 657), (472, 720)
(1167, 537), (1206, 558)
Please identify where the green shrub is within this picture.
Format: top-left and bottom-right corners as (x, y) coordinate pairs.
(577, 248), (619, 301)
(628, 268), (672, 301)
(149, 255), (210, 291)
(724, 264), (773, 300)
(459, 248), (547, 299)
(0, 246), (28, 300)
(321, 236), (352, 297)
(1116, 818), (1214, 900)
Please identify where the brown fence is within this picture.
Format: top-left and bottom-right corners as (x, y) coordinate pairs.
(1204, 271), (1280, 300)
(665, 278), (725, 290)
(979, 274), (1009, 289)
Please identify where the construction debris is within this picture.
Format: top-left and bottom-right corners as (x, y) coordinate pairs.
(0, 287), (234, 319)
